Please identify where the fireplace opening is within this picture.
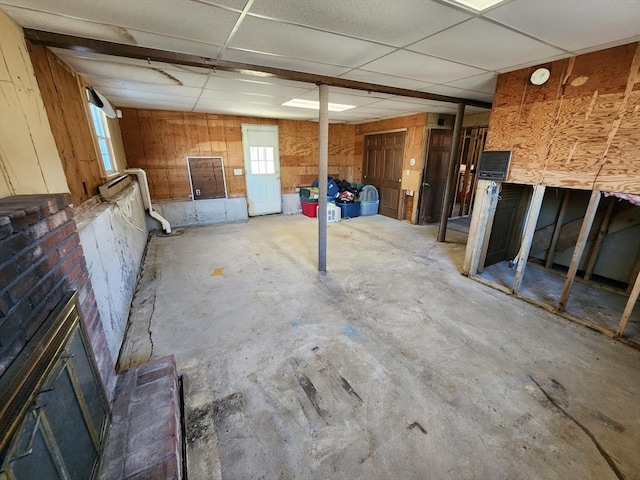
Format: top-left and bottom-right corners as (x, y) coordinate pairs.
(0, 291), (110, 479)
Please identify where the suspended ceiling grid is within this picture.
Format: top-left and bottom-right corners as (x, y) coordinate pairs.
(1, 0), (639, 123)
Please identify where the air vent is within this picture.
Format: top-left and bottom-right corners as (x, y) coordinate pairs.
(477, 151), (512, 181)
(98, 174), (133, 199)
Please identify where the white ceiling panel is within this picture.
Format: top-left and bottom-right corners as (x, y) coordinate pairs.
(487, 0), (640, 52)
(339, 69), (436, 91)
(2, 0), (636, 123)
(205, 75), (310, 98)
(248, 0), (471, 47)
(409, 18), (566, 71)
(222, 48), (353, 77)
(227, 15), (395, 68)
(360, 49), (486, 84)
(422, 84), (493, 103)
(90, 81), (203, 99)
(0, 0), (239, 45)
(443, 72), (497, 95)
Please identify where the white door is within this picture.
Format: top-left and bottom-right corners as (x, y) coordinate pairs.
(242, 124), (282, 216)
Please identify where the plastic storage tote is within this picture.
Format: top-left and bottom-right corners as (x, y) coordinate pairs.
(336, 202), (360, 218)
(359, 185), (379, 216)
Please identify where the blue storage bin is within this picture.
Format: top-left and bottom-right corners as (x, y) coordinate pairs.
(312, 176), (340, 199)
(336, 201), (360, 218)
(360, 200), (379, 216)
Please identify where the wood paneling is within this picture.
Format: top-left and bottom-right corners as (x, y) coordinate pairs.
(120, 109), (357, 200)
(486, 42), (640, 194)
(27, 42), (105, 204)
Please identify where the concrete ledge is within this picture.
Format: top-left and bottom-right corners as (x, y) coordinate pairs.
(99, 356), (182, 480)
(147, 197), (248, 230)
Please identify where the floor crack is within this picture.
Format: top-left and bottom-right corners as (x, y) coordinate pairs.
(146, 289), (156, 362)
(528, 375), (625, 480)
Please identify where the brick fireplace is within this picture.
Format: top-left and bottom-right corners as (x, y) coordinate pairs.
(0, 193), (116, 396)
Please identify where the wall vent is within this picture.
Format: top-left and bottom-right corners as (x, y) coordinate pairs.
(98, 174), (133, 199)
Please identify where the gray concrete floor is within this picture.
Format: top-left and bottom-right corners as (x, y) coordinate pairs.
(120, 214), (640, 480)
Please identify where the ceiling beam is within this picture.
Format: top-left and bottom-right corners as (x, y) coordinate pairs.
(24, 29), (493, 110)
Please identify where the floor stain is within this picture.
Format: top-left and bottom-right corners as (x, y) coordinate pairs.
(407, 422), (427, 434)
(211, 267), (225, 277)
(212, 392), (244, 423)
(186, 404), (212, 443)
(340, 376), (363, 405)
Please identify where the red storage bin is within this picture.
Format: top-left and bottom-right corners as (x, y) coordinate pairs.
(301, 199), (317, 218)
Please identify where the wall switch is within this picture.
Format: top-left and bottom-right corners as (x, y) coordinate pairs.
(233, 169), (243, 176)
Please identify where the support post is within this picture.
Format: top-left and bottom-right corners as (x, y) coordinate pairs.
(512, 185), (546, 294)
(463, 179), (497, 276)
(437, 103), (465, 242)
(318, 83), (329, 272)
(558, 190), (601, 311)
(616, 268), (640, 337)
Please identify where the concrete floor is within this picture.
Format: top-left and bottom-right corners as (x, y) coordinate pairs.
(120, 214), (640, 480)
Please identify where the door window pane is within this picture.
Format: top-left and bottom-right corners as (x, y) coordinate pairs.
(249, 146), (275, 175)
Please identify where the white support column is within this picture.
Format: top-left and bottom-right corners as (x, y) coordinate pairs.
(318, 84), (329, 272)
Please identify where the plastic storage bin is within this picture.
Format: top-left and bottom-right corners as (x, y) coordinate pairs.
(301, 199), (318, 218)
(312, 176), (340, 199)
(359, 185), (379, 216)
(336, 202), (360, 218)
(360, 200), (379, 216)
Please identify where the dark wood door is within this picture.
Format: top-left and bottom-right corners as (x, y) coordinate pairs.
(418, 129), (452, 224)
(188, 157), (226, 200)
(363, 132), (405, 218)
(484, 184), (530, 267)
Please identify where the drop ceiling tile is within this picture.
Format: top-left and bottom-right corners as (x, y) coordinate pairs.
(361, 99), (431, 112)
(360, 50), (485, 84)
(222, 48), (352, 76)
(329, 86), (393, 100)
(109, 96), (197, 111)
(0, 0), (239, 45)
(62, 57), (209, 88)
(205, 75), (310, 97)
(495, 53), (570, 73)
(294, 91), (383, 108)
(248, 0), (471, 47)
(199, 90), (287, 107)
(127, 30), (222, 58)
(90, 81), (203, 99)
(420, 85), (493, 102)
(197, 0), (247, 10)
(443, 72), (497, 95)
(340, 69), (436, 91)
(486, 0), (640, 52)
(99, 86), (201, 102)
(408, 18), (565, 71)
(228, 15), (395, 68)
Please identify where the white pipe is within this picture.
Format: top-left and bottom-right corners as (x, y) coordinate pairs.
(124, 168), (172, 233)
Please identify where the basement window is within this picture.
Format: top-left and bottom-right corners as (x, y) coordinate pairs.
(88, 103), (117, 177)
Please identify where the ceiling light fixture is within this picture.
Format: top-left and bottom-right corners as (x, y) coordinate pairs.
(445, 0), (506, 12)
(282, 98), (356, 112)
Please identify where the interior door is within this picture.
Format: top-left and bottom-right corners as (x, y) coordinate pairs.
(418, 129), (452, 224)
(242, 124), (281, 216)
(379, 132), (405, 218)
(362, 132), (405, 219)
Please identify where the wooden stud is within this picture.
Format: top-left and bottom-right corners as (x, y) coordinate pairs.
(476, 191), (498, 274)
(584, 196), (615, 281)
(616, 267), (640, 337)
(438, 103), (465, 242)
(545, 190), (570, 269)
(558, 191), (602, 311)
(512, 185), (546, 294)
(627, 251), (640, 295)
(464, 179), (498, 276)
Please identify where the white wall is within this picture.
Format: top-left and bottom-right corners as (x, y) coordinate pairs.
(77, 182), (148, 362)
(0, 11), (68, 198)
(147, 197), (248, 229)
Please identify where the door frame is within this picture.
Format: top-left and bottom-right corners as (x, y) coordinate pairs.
(361, 129), (407, 220)
(241, 123), (282, 216)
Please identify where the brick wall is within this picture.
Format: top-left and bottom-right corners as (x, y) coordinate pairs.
(0, 193), (116, 398)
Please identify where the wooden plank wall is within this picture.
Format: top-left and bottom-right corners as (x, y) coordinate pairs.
(119, 109), (356, 200)
(486, 42), (640, 194)
(27, 43), (105, 204)
(355, 113), (427, 222)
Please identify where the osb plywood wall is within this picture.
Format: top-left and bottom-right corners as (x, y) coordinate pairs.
(119, 109), (356, 200)
(486, 42), (640, 194)
(27, 42), (125, 204)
